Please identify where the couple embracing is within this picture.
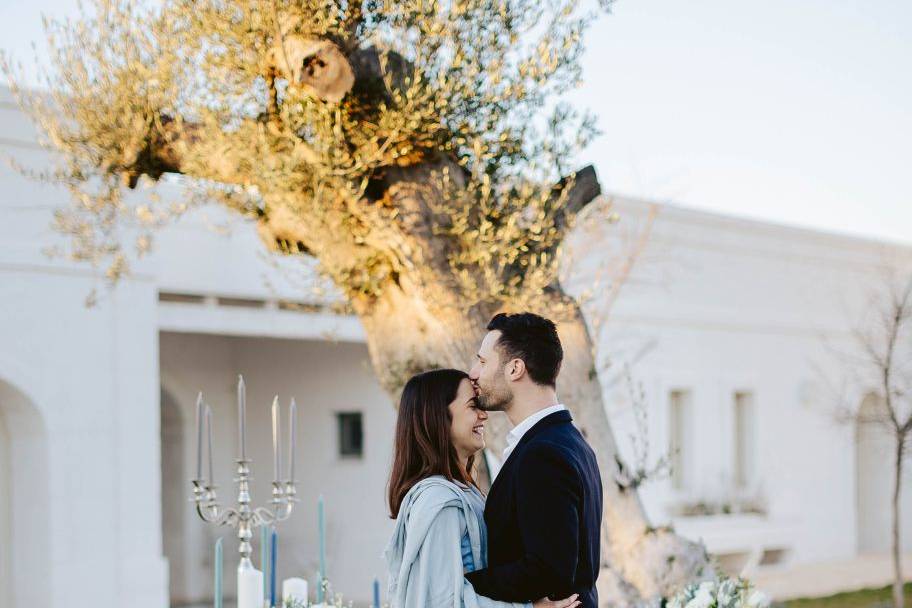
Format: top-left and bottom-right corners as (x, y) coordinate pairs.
(383, 312), (604, 608)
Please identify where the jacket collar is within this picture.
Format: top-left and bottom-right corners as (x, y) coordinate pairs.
(490, 409), (573, 492)
(514, 408), (572, 450)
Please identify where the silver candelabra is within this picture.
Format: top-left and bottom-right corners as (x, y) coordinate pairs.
(191, 462), (297, 562)
(190, 375), (298, 572)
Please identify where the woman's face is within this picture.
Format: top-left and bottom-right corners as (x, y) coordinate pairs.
(449, 378), (488, 461)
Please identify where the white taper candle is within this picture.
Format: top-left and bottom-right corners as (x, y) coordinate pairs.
(288, 398), (296, 482)
(238, 375), (246, 461)
(205, 404), (214, 484)
(271, 395), (281, 481)
(195, 392), (204, 480)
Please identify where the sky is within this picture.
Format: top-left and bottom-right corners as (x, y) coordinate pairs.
(1, 0), (910, 245)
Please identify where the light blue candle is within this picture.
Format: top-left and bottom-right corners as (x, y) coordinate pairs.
(261, 525), (269, 604)
(373, 577), (380, 608)
(214, 538), (223, 608)
(270, 528), (278, 608)
(318, 495), (326, 604)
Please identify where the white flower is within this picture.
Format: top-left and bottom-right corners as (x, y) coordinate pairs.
(668, 596), (686, 608)
(680, 583), (700, 602)
(746, 590), (770, 608)
(715, 578), (739, 608)
(668, 582), (698, 608)
(684, 582), (716, 608)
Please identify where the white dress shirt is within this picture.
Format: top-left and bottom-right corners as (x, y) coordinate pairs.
(502, 403), (567, 461)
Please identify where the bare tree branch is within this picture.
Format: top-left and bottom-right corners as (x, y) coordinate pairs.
(822, 267), (912, 608)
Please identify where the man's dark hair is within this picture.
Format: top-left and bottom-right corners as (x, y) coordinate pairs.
(487, 312), (563, 387)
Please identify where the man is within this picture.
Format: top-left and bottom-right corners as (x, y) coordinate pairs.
(465, 312), (603, 608)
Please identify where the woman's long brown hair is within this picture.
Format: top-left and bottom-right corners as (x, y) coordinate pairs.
(387, 368), (480, 518)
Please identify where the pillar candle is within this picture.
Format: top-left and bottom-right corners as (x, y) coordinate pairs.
(237, 566), (263, 608)
(270, 528), (278, 608)
(213, 538), (223, 608)
(282, 578), (308, 608)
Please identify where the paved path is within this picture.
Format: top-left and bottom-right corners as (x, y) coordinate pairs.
(752, 552), (912, 600)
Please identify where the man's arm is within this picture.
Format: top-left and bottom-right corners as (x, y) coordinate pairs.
(465, 443), (581, 602)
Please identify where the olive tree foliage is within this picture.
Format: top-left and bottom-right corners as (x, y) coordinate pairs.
(6, 0), (598, 306)
(3, 0), (712, 603)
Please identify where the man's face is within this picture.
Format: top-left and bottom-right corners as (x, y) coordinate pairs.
(468, 330), (513, 411)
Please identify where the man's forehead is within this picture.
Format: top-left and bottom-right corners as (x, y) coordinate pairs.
(479, 329), (502, 353)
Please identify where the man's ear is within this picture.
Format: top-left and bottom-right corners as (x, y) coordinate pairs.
(506, 358), (526, 382)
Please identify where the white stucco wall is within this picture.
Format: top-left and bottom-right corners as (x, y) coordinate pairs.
(159, 333), (395, 606)
(567, 198), (912, 569)
(1, 89), (168, 608)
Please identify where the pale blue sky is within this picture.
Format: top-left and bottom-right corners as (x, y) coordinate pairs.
(2, 0), (910, 244)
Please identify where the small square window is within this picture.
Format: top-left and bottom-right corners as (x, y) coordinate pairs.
(337, 412), (363, 458)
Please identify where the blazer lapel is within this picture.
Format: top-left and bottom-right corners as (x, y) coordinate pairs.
(488, 409), (573, 497)
(513, 409), (572, 452)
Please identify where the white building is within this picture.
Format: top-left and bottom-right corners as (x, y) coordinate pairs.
(1, 85), (910, 608)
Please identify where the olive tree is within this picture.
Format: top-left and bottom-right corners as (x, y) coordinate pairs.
(2, 0), (709, 602)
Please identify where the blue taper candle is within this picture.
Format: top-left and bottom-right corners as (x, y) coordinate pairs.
(261, 525), (269, 603)
(270, 528), (278, 608)
(373, 577), (380, 608)
(318, 495), (326, 603)
(214, 538), (223, 608)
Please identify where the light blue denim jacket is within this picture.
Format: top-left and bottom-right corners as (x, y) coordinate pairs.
(383, 476), (531, 608)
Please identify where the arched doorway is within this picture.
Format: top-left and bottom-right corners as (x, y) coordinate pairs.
(855, 392), (908, 554)
(0, 378), (50, 608)
(161, 387), (188, 604)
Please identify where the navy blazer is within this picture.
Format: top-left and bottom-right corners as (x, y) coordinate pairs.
(465, 409), (603, 608)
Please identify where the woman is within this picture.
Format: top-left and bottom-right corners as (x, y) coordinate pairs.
(383, 369), (581, 608)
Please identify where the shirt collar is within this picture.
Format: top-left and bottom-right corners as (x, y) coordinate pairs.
(502, 403), (567, 460)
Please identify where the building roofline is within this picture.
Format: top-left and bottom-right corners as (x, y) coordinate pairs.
(596, 192), (912, 253)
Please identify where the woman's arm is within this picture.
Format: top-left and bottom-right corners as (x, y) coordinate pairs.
(407, 504), (530, 608)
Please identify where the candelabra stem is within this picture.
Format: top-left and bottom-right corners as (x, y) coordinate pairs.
(236, 459), (253, 560)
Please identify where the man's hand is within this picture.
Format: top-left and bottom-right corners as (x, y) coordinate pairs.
(533, 593), (580, 608)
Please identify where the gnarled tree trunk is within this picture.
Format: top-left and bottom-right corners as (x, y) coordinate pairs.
(349, 273), (710, 605)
